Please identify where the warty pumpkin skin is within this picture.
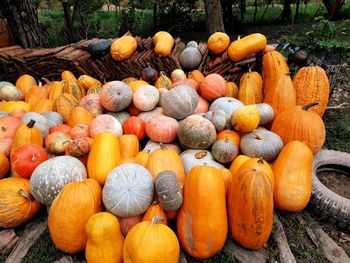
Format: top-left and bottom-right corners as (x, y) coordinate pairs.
(87, 132), (121, 185)
(85, 212), (124, 263)
(48, 178), (102, 254)
(155, 72), (172, 89)
(123, 216), (180, 263)
(272, 141), (313, 212)
(153, 31), (175, 57)
(227, 168), (273, 250)
(110, 35), (138, 61)
(238, 71), (263, 105)
(228, 33), (267, 62)
(177, 165), (227, 259)
(0, 177), (41, 228)
(207, 32), (230, 54)
(271, 103), (325, 154)
(119, 134), (139, 159)
(293, 66), (330, 117)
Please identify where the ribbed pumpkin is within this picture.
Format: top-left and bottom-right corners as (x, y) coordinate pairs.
(53, 93), (79, 123)
(155, 72), (172, 89)
(133, 85), (159, 111)
(153, 31), (174, 57)
(227, 168), (273, 250)
(0, 177), (41, 228)
(264, 74), (296, 118)
(89, 114), (123, 138)
(192, 96), (209, 114)
(48, 179), (102, 254)
(48, 81), (64, 101)
(69, 123), (90, 139)
(25, 82), (49, 107)
(32, 99), (53, 113)
(199, 74), (227, 101)
(293, 66), (330, 117)
(63, 77), (86, 101)
(238, 71), (263, 105)
(177, 166), (227, 259)
(207, 32), (230, 54)
(110, 35), (137, 61)
(100, 81), (132, 112)
(229, 155), (251, 176)
(123, 216), (180, 263)
(79, 94), (104, 117)
(78, 75), (102, 91)
(172, 78), (199, 92)
(119, 134), (139, 159)
(146, 115), (178, 143)
(179, 47), (202, 70)
(122, 116), (146, 140)
(255, 103), (274, 125)
(147, 146), (185, 188)
(220, 168), (232, 195)
(49, 124), (71, 134)
(273, 141), (313, 212)
(0, 116), (20, 140)
(142, 201), (168, 225)
(86, 212), (124, 263)
(68, 106), (93, 127)
(61, 70), (79, 83)
(188, 70), (205, 85)
(21, 112), (49, 139)
(88, 132), (121, 185)
(0, 153), (10, 178)
(271, 103), (325, 154)
(15, 74), (37, 96)
(228, 33), (266, 62)
(136, 151), (149, 167)
(209, 97), (244, 127)
(45, 131), (71, 155)
(224, 82), (239, 98)
(87, 86), (103, 95)
(262, 51), (289, 95)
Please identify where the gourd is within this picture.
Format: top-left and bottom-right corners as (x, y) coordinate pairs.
(110, 35), (137, 61)
(78, 75), (102, 91)
(48, 81), (64, 102)
(141, 65), (159, 84)
(62, 76), (86, 101)
(89, 114), (123, 138)
(0, 82), (23, 101)
(79, 94), (104, 117)
(155, 72), (172, 89)
(45, 131), (71, 155)
(142, 201), (168, 225)
(119, 134), (139, 159)
(202, 110), (226, 132)
(53, 93), (79, 123)
(188, 70), (205, 85)
(224, 82), (239, 98)
(16, 74), (37, 96)
(153, 31), (174, 57)
(69, 123), (90, 138)
(68, 106), (94, 127)
(32, 99), (53, 113)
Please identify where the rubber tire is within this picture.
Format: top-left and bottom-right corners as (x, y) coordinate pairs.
(310, 149), (350, 231)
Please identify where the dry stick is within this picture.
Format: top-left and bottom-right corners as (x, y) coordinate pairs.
(226, 241), (269, 263)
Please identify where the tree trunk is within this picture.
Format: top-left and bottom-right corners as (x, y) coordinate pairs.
(204, 0), (225, 34)
(295, 0), (301, 19)
(153, 2), (157, 33)
(281, 0), (293, 21)
(0, 0), (45, 48)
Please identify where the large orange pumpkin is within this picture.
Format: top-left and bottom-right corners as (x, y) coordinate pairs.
(199, 74), (227, 101)
(238, 71), (263, 105)
(228, 33), (266, 62)
(110, 35), (138, 61)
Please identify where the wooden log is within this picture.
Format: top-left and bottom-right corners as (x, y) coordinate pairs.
(226, 240), (269, 263)
(0, 229), (19, 253)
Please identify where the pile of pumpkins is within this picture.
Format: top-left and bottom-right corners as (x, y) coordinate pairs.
(0, 31), (330, 262)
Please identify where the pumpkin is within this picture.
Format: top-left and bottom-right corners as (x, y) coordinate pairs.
(273, 141), (313, 212)
(120, 157), (139, 164)
(264, 74), (296, 118)
(262, 51), (289, 95)
(89, 114), (123, 138)
(101, 81), (132, 112)
(0, 101), (30, 113)
(0, 82), (23, 101)
(87, 86), (103, 95)
(50, 124), (71, 134)
(110, 35), (137, 61)
(220, 168), (232, 195)
(147, 146), (185, 188)
(142, 201), (168, 225)
(45, 131), (71, 155)
(192, 96), (209, 114)
(202, 110), (226, 132)
(24, 82), (48, 106)
(21, 112), (49, 139)
(177, 166), (227, 259)
(61, 70), (78, 83)
(12, 144), (48, 178)
(0, 116), (20, 140)
(143, 140), (181, 154)
(108, 111), (131, 125)
(123, 77), (138, 84)
(122, 116), (146, 140)
(41, 112), (63, 128)
(103, 163), (154, 217)
(238, 71), (263, 105)
(227, 168), (273, 249)
(53, 93), (79, 123)
(0, 138), (12, 157)
(211, 139), (238, 164)
(62, 78), (85, 101)
(48, 179), (102, 254)
(231, 105), (260, 133)
(172, 79), (199, 92)
(161, 85), (199, 120)
(32, 99), (53, 113)
(67, 106), (93, 128)
(155, 72), (172, 89)
(228, 33), (267, 62)
(128, 80), (148, 93)
(216, 129), (240, 148)
(271, 103), (325, 154)
(118, 215), (143, 237)
(186, 40), (198, 48)
(179, 47), (202, 70)
(146, 116), (178, 143)
(128, 102), (143, 116)
(240, 128), (283, 162)
(136, 151), (149, 167)
(138, 107), (163, 124)
(178, 115), (217, 150)
(171, 69), (186, 82)
(86, 212), (124, 263)
(224, 82), (239, 98)
(48, 81), (64, 102)
(87, 39), (113, 59)
(254, 103), (274, 125)
(10, 108), (27, 119)
(209, 97), (244, 127)
(133, 85), (159, 111)
(153, 31), (174, 57)
(119, 134), (139, 159)
(124, 216), (180, 263)
(65, 137), (91, 157)
(0, 153), (10, 178)
(78, 75), (102, 91)
(88, 132), (121, 185)
(199, 73), (226, 101)
(180, 149), (224, 175)
(69, 123), (90, 139)
(141, 65), (159, 84)
(0, 177), (41, 228)
(155, 170), (183, 212)
(207, 32), (230, 54)
(30, 156), (87, 205)
(188, 70), (205, 85)
(293, 66), (330, 117)
(79, 94), (104, 117)
(229, 155), (251, 176)
(16, 74), (37, 96)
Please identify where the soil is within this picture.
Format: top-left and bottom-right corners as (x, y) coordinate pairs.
(318, 171), (350, 199)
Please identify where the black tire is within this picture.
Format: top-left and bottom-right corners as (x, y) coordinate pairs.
(309, 149), (350, 232)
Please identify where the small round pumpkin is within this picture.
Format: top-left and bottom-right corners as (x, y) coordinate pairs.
(188, 70), (205, 85)
(0, 116), (20, 140)
(79, 94), (104, 117)
(69, 123), (90, 139)
(199, 73), (227, 101)
(65, 137), (91, 157)
(186, 40), (198, 48)
(254, 103), (274, 125)
(231, 105), (260, 133)
(207, 32), (230, 54)
(211, 139), (238, 164)
(209, 97), (244, 127)
(142, 201), (168, 225)
(128, 80), (148, 93)
(217, 129), (240, 149)
(100, 81), (132, 112)
(155, 72), (172, 89)
(49, 124), (71, 134)
(146, 116), (179, 143)
(0, 82), (23, 101)
(179, 47), (202, 70)
(89, 114), (123, 138)
(171, 69), (186, 82)
(122, 116), (146, 140)
(172, 78), (199, 92)
(141, 65), (159, 84)
(45, 131), (72, 155)
(0, 138), (12, 157)
(133, 85), (159, 111)
(15, 74), (37, 96)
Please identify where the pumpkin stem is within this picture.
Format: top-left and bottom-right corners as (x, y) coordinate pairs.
(195, 151), (208, 159)
(152, 200), (159, 205)
(257, 157), (265, 164)
(253, 133), (263, 140)
(1, 126), (6, 132)
(18, 189), (34, 201)
(31, 154), (37, 163)
(303, 102), (319, 111)
(41, 77), (51, 85)
(27, 119), (36, 128)
(160, 71), (166, 77)
(151, 216), (164, 225)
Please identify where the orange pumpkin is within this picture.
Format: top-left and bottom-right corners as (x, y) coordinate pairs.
(61, 71), (79, 83)
(142, 201), (167, 225)
(217, 129), (240, 148)
(15, 74), (37, 96)
(68, 106), (94, 127)
(238, 71), (263, 105)
(220, 168), (232, 195)
(69, 123), (90, 139)
(228, 33), (266, 62)
(119, 134), (139, 159)
(110, 36), (138, 61)
(0, 116), (20, 140)
(229, 155), (251, 176)
(199, 73), (227, 101)
(53, 93), (79, 123)
(49, 81), (65, 101)
(153, 31), (174, 57)
(136, 151), (149, 168)
(207, 32), (230, 54)
(78, 75), (102, 91)
(0, 153), (10, 178)
(224, 82), (239, 98)
(25, 82), (49, 107)
(32, 99), (53, 113)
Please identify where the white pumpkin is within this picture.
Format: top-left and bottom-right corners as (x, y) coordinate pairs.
(0, 82), (23, 101)
(254, 103), (275, 125)
(209, 97), (244, 127)
(41, 112), (63, 128)
(133, 85), (159, 112)
(30, 156), (87, 206)
(103, 163), (154, 217)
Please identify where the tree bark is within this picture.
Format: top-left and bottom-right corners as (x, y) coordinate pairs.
(0, 0), (45, 48)
(281, 0), (293, 21)
(204, 0), (225, 34)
